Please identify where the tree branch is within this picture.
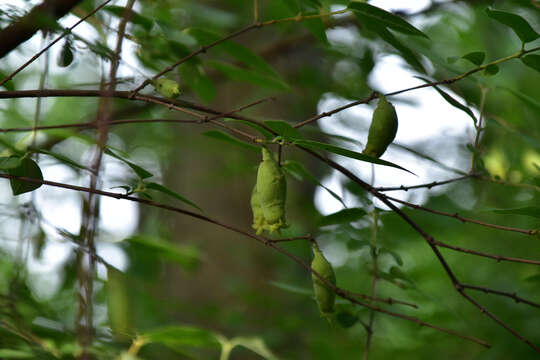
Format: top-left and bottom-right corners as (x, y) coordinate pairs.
(0, 0), (83, 59)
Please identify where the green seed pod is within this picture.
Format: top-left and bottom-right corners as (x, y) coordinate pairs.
(311, 242), (336, 316)
(256, 147), (287, 233)
(250, 184), (266, 235)
(152, 78), (181, 98)
(362, 95), (398, 158)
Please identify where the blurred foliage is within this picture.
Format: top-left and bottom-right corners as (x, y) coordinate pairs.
(0, 0), (539, 359)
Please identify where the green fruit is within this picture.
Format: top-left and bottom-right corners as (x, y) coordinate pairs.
(152, 78), (181, 98)
(362, 95), (398, 158)
(255, 147), (287, 234)
(311, 242), (336, 316)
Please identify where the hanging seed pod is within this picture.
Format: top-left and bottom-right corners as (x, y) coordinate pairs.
(57, 37), (74, 67)
(152, 78), (181, 98)
(250, 184), (266, 235)
(311, 242), (336, 316)
(256, 147), (287, 233)
(362, 95), (398, 158)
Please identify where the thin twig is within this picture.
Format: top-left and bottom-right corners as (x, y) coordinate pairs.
(433, 240), (540, 265)
(383, 194), (538, 236)
(461, 284), (540, 309)
(374, 174), (473, 192)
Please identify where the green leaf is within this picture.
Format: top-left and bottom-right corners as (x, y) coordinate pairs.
(104, 148), (153, 179)
(484, 64), (499, 76)
(281, 159), (345, 207)
(263, 120), (304, 140)
(521, 55), (540, 73)
(180, 62), (216, 103)
(105, 266), (133, 340)
(218, 336), (278, 360)
(491, 206), (540, 219)
(35, 149), (90, 171)
(145, 182), (202, 211)
(141, 325), (219, 350)
(203, 130), (259, 152)
(0, 71), (15, 91)
(0, 156), (22, 170)
(293, 139), (415, 174)
(318, 208), (367, 226)
(7, 157), (43, 195)
(486, 8), (540, 43)
(104, 5), (154, 31)
(499, 86), (540, 112)
(416, 76), (476, 123)
(269, 281), (313, 296)
(302, 15), (329, 46)
(348, 1), (428, 38)
(185, 28), (279, 77)
(362, 20), (425, 72)
(125, 235), (201, 270)
(224, 118), (274, 139)
(462, 51), (485, 66)
(335, 309), (359, 329)
(379, 247), (403, 266)
(0, 349), (35, 358)
(207, 61), (290, 91)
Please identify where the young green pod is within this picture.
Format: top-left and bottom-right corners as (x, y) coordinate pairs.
(256, 147), (287, 233)
(311, 242), (336, 316)
(362, 95), (398, 158)
(152, 78), (181, 98)
(250, 184), (266, 235)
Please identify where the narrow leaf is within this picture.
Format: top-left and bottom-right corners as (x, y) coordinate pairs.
(318, 208), (367, 226)
(35, 149), (90, 171)
(362, 20), (425, 72)
(185, 28), (279, 77)
(269, 281), (313, 296)
(0, 349), (35, 358)
(145, 182), (202, 211)
(224, 119), (274, 139)
(141, 325), (219, 349)
(486, 8), (540, 43)
(348, 2), (428, 38)
(293, 139), (415, 174)
(125, 235), (201, 270)
(281, 159), (345, 206)
(491, 206), (540, 219)
(203, 130), (259, 152)
(499, 86), (540, 112)
(227, 337), (278, 360)
(104, 148), (153, 179)
(416, 76), (476, 122)
(263, 120), (304, 140)
(103, 5), (153, 31)
(521, 55), (540, 73)
(207, 61), (290, 91)
(462, 51), (485, 66)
